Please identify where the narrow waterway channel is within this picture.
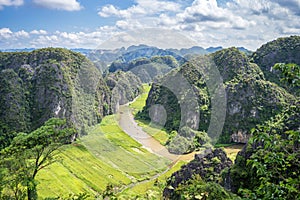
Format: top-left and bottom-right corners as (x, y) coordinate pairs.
(117, 104), (200, 192)
(118, 105), (198, 162)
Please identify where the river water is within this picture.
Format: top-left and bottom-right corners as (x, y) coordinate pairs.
(118, 105), (198, 162)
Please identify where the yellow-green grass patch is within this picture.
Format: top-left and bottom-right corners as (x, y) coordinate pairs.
(37, 143), (130, 199)
(224, 144), (244, 162)
(129, 84), (151, 115)
(80, 115), (170, 179)
(120, 160), (187, 197)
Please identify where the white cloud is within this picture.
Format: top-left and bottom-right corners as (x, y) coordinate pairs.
(228, 0), (272, 15)
(174, 0), (255, 30)
(0, 0), (299, 50)
(98, 4), (145, 18)
(98, 0), (181, 18)
(0, 0), (23, 9)
(0, 28), (30, 48)
(30, 30), (48, 35)
(15, 30), (29, 38)
(26, 29), (120, 49)
(0, 28), (12, 39)
(272, 0), (300, 15)
(0, 28), (30, 40)
(32, 0), (83, 11)
(155, 0), (299, 49)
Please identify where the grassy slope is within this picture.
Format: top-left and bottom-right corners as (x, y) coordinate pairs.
(37, 114), (170, 199)
(120, 160), (187, 198)
(129, 84), (152, 116)
(81, 115), (170, 179)
(129, 84), (169, 145)
(37, 143), (130, 199)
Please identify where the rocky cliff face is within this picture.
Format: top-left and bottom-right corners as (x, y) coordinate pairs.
(252, 35), (300, 95)
(0, 48), (111, 136)
(163, 148), (233, 199)
(140, 47), (296, 145)
(109, 55), (180, 83)
(105, 71), (142, 112)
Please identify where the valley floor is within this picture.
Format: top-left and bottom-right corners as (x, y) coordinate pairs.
(37, 84), (243, 199)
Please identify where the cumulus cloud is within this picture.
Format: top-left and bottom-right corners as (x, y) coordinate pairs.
(32, 0), (83, 11)
(30, 30), (48, 35)
(27, 29), (121, 49)
(155, 0), (300, 49)
(0, 28), (102, 48)
(15, 30), (30, 38)
(98, 0), (181, 18)
(1, 0), (299, 50)
(0, 28), (30, 39)
(272, 0), (300, 15)
(0, 28), (31, 48)
(0, 28), (13, 39)
(174, 0), (255, 29)
(0, 0), (23, 9)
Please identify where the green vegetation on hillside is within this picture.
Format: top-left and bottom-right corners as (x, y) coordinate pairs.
(37, 143), (131, 199)
(139, 47), (297, 150)
(274, 63), (300, 95)
(0, 118), (76, 200)
(129, 84), (169, 145)
(252, 35), (300, 95)
(105, 70), (142, 112)
(228, 61), (300, 199)
(35, 114), (170, 199)
(109, 55), (180, 83)
(81, 115), (169, 178)
(0, 48), (112, 140)
(0, 36), (299, 200)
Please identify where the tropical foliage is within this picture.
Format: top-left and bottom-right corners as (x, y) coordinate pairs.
(0, 118), (76, 200)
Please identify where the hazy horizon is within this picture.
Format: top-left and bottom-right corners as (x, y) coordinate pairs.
(0, 0), (299, 50)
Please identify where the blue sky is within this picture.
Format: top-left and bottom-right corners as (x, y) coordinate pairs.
(0, 0), (299, 50)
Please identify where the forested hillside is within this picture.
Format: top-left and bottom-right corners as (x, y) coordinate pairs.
(139, 41), (298, 152)
(160, 37), (300, 200)
(252, 35), (300, 95)
(0, 48), (111, 137)
(0, 48), (143, 147)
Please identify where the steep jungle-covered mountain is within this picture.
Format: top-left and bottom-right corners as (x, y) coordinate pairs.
(105, 70), (142, 112)
(252, 35), (300, 95)
(162, 38), (300, 199)
(139, 45), (297, 150)
(226, 63), (300, 199)
(0, 48), (112, 138)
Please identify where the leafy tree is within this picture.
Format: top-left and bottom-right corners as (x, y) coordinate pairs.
(274, 63), (300, 95)
(98, 184), (118, 200)
(238, 127), (300, 199)
(0, 118), (76, 200)
(168, 175), (239, 200)
(229, 63), (300, 199)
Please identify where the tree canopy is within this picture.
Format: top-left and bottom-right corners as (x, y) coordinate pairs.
(0, 118), (76, 200)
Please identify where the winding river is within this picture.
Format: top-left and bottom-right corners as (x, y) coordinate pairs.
(118, 105), (198, 162)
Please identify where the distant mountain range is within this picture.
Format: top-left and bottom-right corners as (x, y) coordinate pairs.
(0, 44), (252, 79)
(0, 45), (252, 55)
